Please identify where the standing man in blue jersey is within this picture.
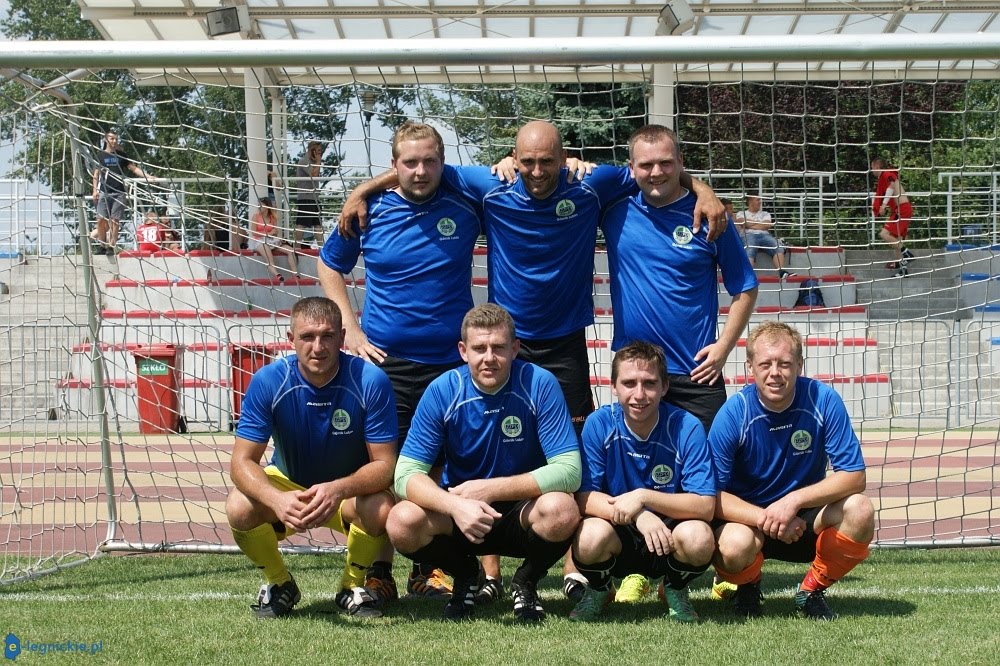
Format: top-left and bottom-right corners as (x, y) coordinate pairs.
(602, 125), (759, 434)
(709, 321), (874, 621)
(387, 304), (582, 622)
(318, 121), (482, 601)
(226, 297), (399, 619)
(568, 342), (716, 623)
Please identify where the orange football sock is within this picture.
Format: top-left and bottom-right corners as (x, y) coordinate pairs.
(801, 528), (870, 592)
(715, 551), (764, 586)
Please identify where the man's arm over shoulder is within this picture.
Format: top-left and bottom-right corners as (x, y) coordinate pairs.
(338, 170), (399, 238)
(680, 174), (727, 241)
(585, 164), (635, 205)
(441, 163), (500, 201)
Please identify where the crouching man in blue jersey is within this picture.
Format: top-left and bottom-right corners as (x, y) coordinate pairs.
(568, 342), (716, 623)
(226, 297), (399, 619)
(709, 321), (874, 621)
(387, 303), (582, 622)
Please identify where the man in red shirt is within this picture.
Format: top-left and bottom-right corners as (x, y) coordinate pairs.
(871, 158), (914, 277)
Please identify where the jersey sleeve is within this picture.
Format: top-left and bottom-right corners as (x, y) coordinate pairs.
(816, 384), (866, 472)
(579, 410), (610, 493)
(717, 222), (760, 297)
(707, 394), (747, 491)
(533, 370), (581, 460)
(361, 363), (399, 445)
(234, 366), (276, 446)
(319, 225), (362, 274)
(400, 375), (449, 465)
(585, 165), (637, 209)
(675, 412), (717, 496)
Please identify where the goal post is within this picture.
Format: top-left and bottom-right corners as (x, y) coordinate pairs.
(2, 35), (1000, 584)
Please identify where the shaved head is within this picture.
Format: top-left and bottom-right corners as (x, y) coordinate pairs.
(513, 121), (566, 199)
(515, 121), (563, 154)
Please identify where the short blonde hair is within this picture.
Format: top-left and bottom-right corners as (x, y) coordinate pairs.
(391, 121), (445, 161)
(746, 321), (803, 363)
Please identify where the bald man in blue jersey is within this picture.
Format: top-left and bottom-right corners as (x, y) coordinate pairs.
(602, 125), (759, 434)
(709, 321), (874, 621)
(387, 304), (582, 622)
(568, 342), (716, 623)
(319, 122), (483, 600)
(226, 297), (399, 619)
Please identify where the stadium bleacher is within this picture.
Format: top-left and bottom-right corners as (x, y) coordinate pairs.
(59, 242), (890, 430)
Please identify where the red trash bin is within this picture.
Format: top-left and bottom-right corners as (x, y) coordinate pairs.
(230, 342), (292, 426)
(132, 343), (184, 434)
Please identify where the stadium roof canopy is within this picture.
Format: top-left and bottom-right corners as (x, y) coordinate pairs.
(73, 0), (1000, 84)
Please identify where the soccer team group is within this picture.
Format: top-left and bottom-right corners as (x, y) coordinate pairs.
(226, 120), (878, 625)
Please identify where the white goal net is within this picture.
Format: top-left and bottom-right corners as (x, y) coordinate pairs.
(2, 36), (999, 583)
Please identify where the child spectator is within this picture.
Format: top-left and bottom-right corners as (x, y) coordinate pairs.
(136, 210), (181, 253)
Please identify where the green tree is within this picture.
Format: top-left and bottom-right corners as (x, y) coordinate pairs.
(0, 0), (355, 196)
(421, 82), (647, 165)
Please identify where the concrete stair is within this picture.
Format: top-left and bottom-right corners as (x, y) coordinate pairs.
(845, 248), (966, 320)
(0, 253), (121, 423)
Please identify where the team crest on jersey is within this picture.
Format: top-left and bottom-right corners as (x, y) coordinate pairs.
(501, 415), (523, 438)
(790, 429), (812, 451)
(651, 464), (674, 486)
(331, 408), (351, 431)
(673, 226), (693, 245)
(436, 217), (457, 237)
(555, 199), (576, 217)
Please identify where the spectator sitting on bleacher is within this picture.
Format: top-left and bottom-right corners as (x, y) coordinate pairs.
(736, 194), (794, 280)
(250, 197), (300, 282)
(135, 210), (181, 253)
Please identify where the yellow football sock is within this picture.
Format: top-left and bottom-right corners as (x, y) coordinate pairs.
(340, 523), (388, 590)
(232, 523), (290, 585)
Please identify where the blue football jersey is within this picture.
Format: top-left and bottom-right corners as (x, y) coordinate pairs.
(236, 352), (398, 488)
